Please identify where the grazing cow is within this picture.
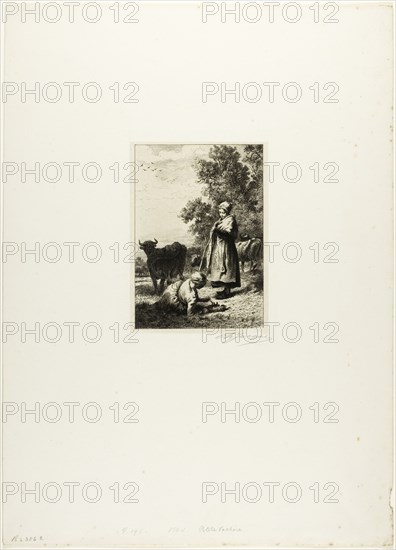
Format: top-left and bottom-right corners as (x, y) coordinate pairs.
(191, 254), (201, 268)
(138, 238), (187, 293)
(135, 265), (149, 278)
(236, 236), (262, 272)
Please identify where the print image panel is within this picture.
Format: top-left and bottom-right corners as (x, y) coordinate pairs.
(133, 144), (264, 330)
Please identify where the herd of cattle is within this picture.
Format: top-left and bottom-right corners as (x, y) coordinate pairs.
(138, 236), (262, 293)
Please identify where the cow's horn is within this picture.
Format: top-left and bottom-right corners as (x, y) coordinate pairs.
(153, 238), (158, 244)
(138, 239), (142, 246)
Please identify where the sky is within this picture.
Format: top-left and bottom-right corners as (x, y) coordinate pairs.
(133, 144), (247, 250)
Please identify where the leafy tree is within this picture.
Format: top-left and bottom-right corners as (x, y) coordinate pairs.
(180, 145), (263, 248)
(243, 144), (263, 218)
(179, 197), (213, 245)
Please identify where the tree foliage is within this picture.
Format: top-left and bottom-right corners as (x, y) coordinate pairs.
(179, 145), (263, 247)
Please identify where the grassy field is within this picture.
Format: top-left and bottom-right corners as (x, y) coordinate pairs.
(135, 270), (264, 329)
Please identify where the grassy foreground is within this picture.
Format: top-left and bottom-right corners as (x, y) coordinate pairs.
(135, 270), (263, 329)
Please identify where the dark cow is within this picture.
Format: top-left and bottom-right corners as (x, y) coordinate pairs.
(236, 236), (262, 272)
(139, 238), (187, 293)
